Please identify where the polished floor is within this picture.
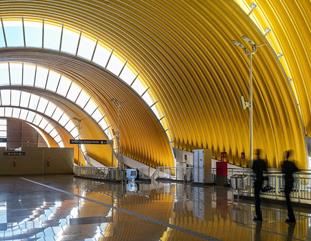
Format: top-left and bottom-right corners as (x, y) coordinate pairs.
(0, 176), (310, 241)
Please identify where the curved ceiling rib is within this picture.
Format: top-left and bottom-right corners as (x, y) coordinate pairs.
(0, 50), (173, 167)
(0, 0), (307, 167)
(0, 18), (165, 139)
(0, 62), (111, 139)
(0, 106), (63, 147)
(235, 0), (311, 135)
(0, 89), (79, 141)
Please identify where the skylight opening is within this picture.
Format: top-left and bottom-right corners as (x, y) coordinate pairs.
(119, 65), (136, 85)
(10, 63), (23, 85)
(24, 20), (43, 48)
(61, 28), (80, 55)
(2, 20), (24, 47)
(44, 23), (62, 50)
(77, 34), (96, 60)
(106, 54), (125, 76)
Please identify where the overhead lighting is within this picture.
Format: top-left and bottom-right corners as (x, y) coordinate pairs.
(242, 35), (256, 46)
(264, 27), (271, 36)
(248, 2), (257, 15)
(232, 40), (245, 49)
(277, 52), (283, 59)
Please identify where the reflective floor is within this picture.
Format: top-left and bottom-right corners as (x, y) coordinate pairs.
(0, 176), (310, 241)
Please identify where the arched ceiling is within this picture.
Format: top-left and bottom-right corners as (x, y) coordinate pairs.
(0, 0), (309, 167)
(0, 51), (173, 167)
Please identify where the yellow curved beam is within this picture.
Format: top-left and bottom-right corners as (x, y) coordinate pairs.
(0, 0), (307, 167)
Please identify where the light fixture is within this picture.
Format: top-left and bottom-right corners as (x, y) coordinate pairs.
(277, 52), (283, 59)
(242, 35), (256, 46)
(264, 27), (271, 36)
(248, 2), (257, 15)
(232, 35), (258, 162)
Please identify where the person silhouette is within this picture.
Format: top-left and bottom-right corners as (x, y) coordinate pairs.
(281, 150), (299, 223)
(252, 149), (267, 222)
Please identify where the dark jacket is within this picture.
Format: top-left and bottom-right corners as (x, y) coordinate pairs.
(281, 160), (299, 182)
(252, 158), (267, 181)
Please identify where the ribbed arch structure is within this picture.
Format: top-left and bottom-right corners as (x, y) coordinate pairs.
(0, 89), (79, 141)
(235, 0), (311, 135)
(0, 0), (309, 168)
(0, 18), (165, 138)
(0, 106), (63, 147)
(0, 62), (111, 139)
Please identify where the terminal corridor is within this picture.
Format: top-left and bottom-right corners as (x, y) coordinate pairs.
(0, 176), (310, 241)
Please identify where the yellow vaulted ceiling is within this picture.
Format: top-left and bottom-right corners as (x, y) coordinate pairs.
(0, 0), (309, 168)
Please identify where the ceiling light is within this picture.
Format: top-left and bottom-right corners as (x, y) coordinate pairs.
(242, 35), (256, 46)
(264, 27), (271, 36)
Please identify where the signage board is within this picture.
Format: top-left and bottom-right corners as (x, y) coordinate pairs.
(70, 139), (113, 145)
(3, 151), (26, 156)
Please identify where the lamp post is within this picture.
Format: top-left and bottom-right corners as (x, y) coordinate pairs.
(111, 98), (124, 182)
(233, 36), (257, 163)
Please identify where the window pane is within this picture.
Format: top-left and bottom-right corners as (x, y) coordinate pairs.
(10, 63), (23, 85)
(70, 128), (79, 138)
(84, 99), (97, 115)
(3, 20), (24, 47)
(1, 90), (11, 105)
(44, 123), (53, 133)
(28, 94), (40, 110)
(51, 107), (63, 121)
(151, 106), (161, 119)
(77, 34), (96, 60)
(132, 78), (146, 96)
(106, 54), (124, 76)
(61, 28), (80, 54)
(19, 109), (28, 120)
(44, 23), (62, 50)
(33, 115), (42, 125)
(66, 82), (81, 102)
(92, 109), (103, 122)
(64, 120), (75, 131)
(46, 71), (60, 92)
(92, 44), (111, 67)
(50, 129), (58, 138)
(75, 90), (90, 108)
(11, 90), (20, 106)
(0, 108), (4, 116)
(24, 20), (43, 48)
(56, 76), (71, 96)
(37, 98), (48, 112)
(59, 114), (69, 126)
(98, 118), (108, 130)
(4, 107), (12, 117)
(20, 92), (31, 108)
(54, 135), (62, 143)
(0, 63), (9, 86)
(0, 24), (5, 47)
(119, 65), (136, 85)
(39, 118), (48, 129)
(23, 64), (36, 86)
(35, 66), (48, 88)
(142, 92), (154, 106)
(59, 141), (64, 148)
(26, 111), (35, 122)
(12, 108), (20, 118)
(44, 102), (56, 117)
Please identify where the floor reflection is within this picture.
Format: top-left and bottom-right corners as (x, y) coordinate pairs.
(0, 176), (310, 240)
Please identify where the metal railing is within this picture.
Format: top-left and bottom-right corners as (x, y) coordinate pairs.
(155, 166), (194, 181)
(231, 171), (311, 203)
(74, 165), (123, 182)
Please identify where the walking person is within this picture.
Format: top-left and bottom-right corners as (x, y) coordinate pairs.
(281, 150), (299, 223)
(252, 149), (268, 222)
